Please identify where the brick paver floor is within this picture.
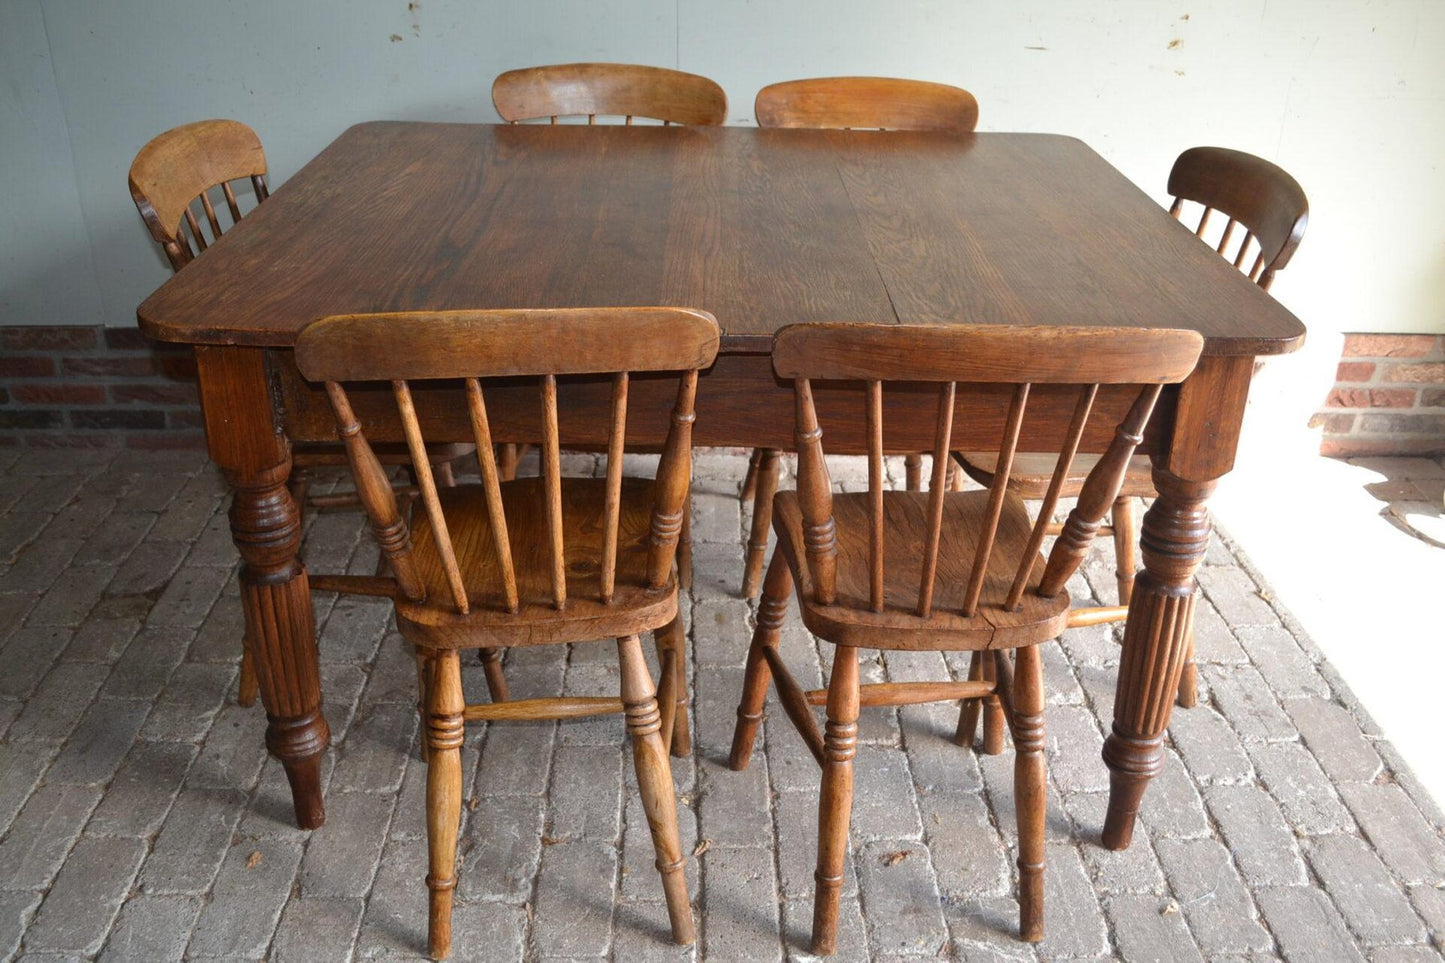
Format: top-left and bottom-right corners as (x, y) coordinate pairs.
(1, 447), (1442, 961)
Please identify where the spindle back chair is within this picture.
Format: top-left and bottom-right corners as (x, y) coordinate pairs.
(754, 75), (979, 132)
(960, 146), (1308, 707)
(1168, 146), (1309, 291)
(492, 62), (727, 126)
(295, 307), (718, 960)
(128, 119), (270, 272)
(736, 76), (981, 598)
(728, 322), (1202, 952)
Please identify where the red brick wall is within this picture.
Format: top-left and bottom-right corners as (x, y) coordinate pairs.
(0, 326), (203, 449)
(1312, 334), (1445, 457)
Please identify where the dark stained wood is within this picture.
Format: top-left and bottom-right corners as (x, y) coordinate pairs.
(755, 76), (978, 133)
(193, 346), (328, 830)
(1168, 146), (1308, 290)
(730, 322), (1201, 949)
(138, 125), (1304, 358)
(492, 62), (727, 126)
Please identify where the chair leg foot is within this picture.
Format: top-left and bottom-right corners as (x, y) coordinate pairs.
(810, 644), (860, 956)
(425, 650), (464, 960)
(730, 554), (792, 769)
(1011, 646), (1046, 942)
(618, 634), (695, 945)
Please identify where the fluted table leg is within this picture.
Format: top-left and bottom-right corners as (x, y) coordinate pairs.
(199, 346), (330, 830)
(1101, 355), (1252, 851)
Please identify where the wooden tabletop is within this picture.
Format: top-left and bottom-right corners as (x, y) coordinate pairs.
(137, 122), (1305, 357)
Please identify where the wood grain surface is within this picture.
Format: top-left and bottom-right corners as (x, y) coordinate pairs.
(138, 123), (1304, 357)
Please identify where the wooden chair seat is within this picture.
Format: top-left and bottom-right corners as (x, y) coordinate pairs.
(957, 451), (1154, 500)
(397, 477), (675, 649)
(773, 490), (1069, 651)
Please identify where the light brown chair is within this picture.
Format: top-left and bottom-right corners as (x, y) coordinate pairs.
(728, 322), (1203, 952)
(492, 62), (727, 126)
(294, 306), (717, 960)
(959, 146), (1308, 707)
(743, 76), (980, 597)
(128, 119), (476, 707)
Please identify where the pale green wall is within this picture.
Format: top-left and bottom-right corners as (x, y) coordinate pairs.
(4, 0), (1443, 343)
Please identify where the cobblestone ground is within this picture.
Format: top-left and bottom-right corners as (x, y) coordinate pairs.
(1, 446), (1443, 961)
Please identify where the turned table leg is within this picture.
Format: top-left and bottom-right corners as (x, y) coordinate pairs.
(1101, 470), (1214, 849)
(1101, 355), (1252, 850)
(200, 347), (330, 830)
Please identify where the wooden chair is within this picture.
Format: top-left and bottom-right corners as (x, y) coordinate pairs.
(742, 77), (979, 596)
(294, 307), (717, 960)
(728, 322), (1203, 952)
(492, 62), (727, 125)
(958, 146), (1308, 707)
(128, 119), (475, 707)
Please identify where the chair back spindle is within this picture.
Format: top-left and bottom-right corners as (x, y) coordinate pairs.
(771, 324), (1203, 627)
(295, 309), (719, 616)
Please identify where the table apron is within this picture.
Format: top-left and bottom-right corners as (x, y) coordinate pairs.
(270, 349), (1175, 455)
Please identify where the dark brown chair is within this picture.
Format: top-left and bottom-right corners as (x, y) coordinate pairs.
(128, 119), (475, 707)
(959, 146), (1308, 706)
(492, 62), (728, 126)
(743, 77), (980, 597)
(728, 322), (1203, 952)
(295, 307), (717, 960)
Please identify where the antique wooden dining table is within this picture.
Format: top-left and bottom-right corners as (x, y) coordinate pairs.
(137, 121), (1304, 849)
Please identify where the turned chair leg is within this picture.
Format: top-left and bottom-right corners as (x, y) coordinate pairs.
(981, 653), (1006, 755)
(904, 453), (923, 491)
(654, 614), (691, 757)
(1111, 495), (1137, 606)
(953, 651), (985, 747)
(811, 644), (860, 956)
(730, 553), (794, 769)
(1005, 646), (1046, 942)
(677, 497), (693, 592)
(479, 648), (509, 702)
(425, 650), (464, 960)
(740, 447), (765, 502)
(618, 634), (695, 945)
(742, 450), (782, 598)
(497, 444), (519, 481)
(1177, 626), (1199, 709)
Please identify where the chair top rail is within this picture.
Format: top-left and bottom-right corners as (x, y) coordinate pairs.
(493, 62), (727, 126)
(755, 76), (978, 133)
(772, 324), (1203, 385)
(296, 308), (719, 383)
